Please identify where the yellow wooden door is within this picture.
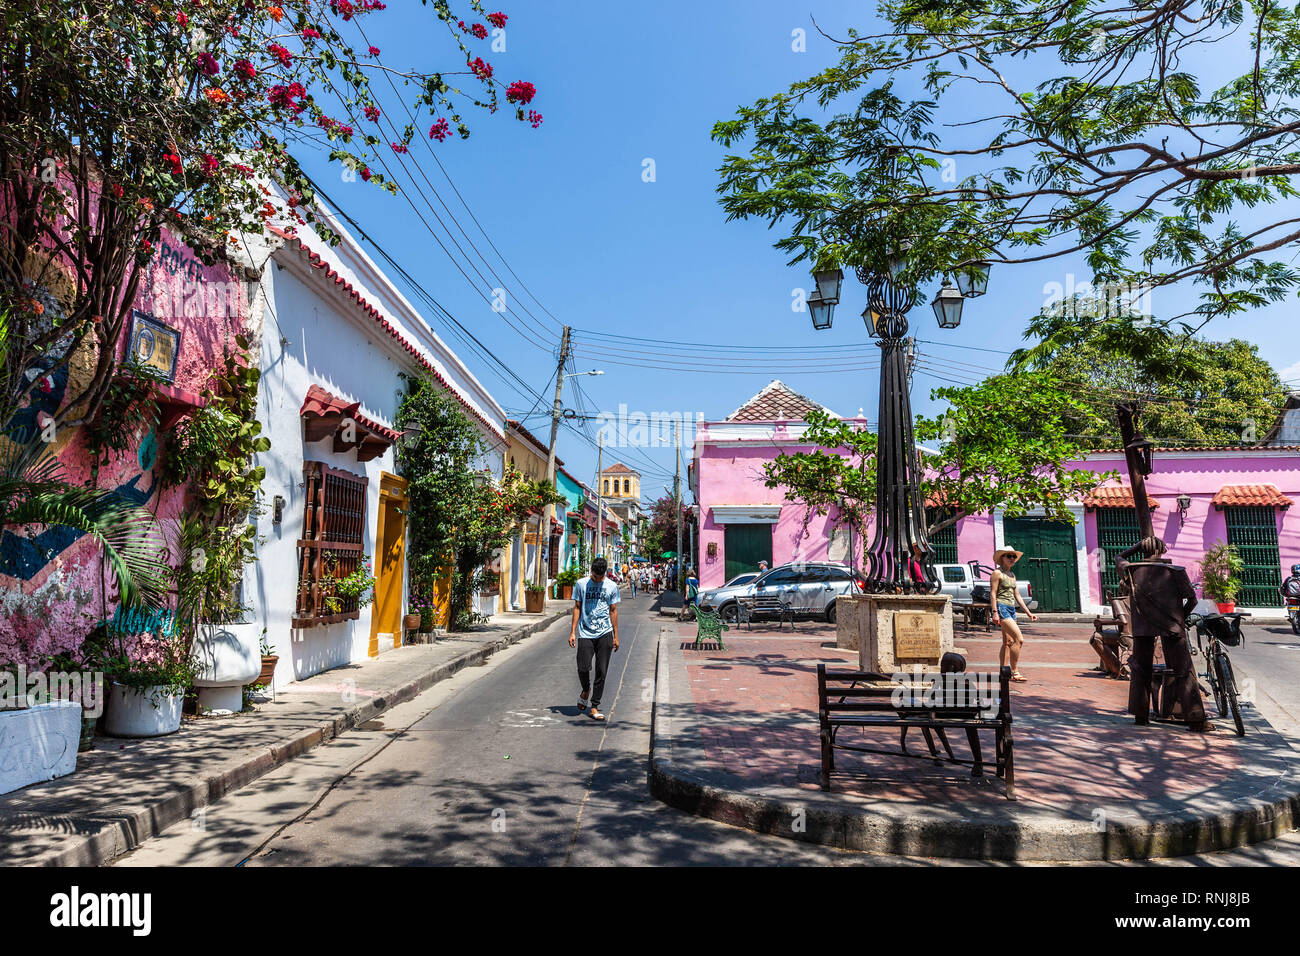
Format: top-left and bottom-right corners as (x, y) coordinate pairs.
(369, 473), (408, 656)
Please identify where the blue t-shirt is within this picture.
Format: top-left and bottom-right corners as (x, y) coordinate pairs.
(574, 576), (620, 640)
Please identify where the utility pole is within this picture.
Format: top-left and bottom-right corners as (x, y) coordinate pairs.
(537, 325), (571, 589)
(674, 420), (684, 594)
(595, 433), (604, 561)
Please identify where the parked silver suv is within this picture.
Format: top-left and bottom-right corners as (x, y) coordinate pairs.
(707, 562), (864, 624)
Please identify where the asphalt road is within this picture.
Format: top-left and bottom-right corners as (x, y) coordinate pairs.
(117, 597), (1300, 867)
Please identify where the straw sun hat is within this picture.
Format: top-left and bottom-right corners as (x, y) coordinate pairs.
(993, 548), (1023, 566)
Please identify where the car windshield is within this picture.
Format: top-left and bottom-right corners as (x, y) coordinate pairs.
(724, 573), (757, 587)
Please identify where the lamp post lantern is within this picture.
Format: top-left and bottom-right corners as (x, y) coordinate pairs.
(810, 254), (989, 593)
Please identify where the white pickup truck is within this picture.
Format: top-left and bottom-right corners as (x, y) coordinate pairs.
(936, 561), (1037, 610)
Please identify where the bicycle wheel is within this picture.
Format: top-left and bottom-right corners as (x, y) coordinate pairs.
(1218, 653), (1245, 737)
(1208, 651), (1227, 717)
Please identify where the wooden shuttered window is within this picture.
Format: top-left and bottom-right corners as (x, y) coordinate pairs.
(295, 461), (369, 627)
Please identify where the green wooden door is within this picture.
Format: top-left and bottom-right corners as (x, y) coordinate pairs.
(1095, 507), (1141, 602)
(1224, 506), (1283, 607)
(926, 507), (959, 564)
(724, 524), (773, 581)
(1003, 517), (1080, 612)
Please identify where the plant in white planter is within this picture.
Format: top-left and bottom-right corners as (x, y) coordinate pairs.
(100, 630), (199, 738)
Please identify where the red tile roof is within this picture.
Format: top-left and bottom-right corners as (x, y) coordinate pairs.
(1211, 484), (1293, 509)
(727, 380), (831, 423)
(1083, 485), (1160, 510)
(603, 462), (635, 475)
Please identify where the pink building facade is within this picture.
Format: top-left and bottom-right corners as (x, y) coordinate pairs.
(1, 229), (251, 667)
(691, 382), (1300, 614)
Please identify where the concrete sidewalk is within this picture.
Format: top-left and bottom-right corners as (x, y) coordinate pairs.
(0, 603), (570, 867)
(650, 619), (1300, 861)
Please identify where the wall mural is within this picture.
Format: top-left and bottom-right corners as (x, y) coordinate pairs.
(0, 231), (248, 667)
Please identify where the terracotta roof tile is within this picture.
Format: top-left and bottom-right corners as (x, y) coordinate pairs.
(1083, 484), (1160, 510)
(727, 380), (831, 423)
(603, 462), (635, 475)
(1211, 484), (1293, 509)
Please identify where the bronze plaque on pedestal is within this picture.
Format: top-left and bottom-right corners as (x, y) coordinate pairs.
(894, 611), (941, 659)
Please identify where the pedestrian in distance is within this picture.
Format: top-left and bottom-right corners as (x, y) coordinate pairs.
(989, 548), (1037, 682)
(568, 556), (620, 721)
(629, 565), (637, 598)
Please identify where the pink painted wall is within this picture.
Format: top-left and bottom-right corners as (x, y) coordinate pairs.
(1, 229), (247, 667)
(695, 432), (1300, 605)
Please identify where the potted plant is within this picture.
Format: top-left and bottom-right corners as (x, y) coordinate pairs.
(1200, 542), (1245, 613)
(524, 581), (546, 613)
(256, 628), (278, 689)
(555, 568), (579, 601)
(101, 629), (200, 738)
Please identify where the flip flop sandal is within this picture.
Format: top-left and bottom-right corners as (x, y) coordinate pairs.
(1011, 673), (1028, 682)
(588, 707), (607, 721)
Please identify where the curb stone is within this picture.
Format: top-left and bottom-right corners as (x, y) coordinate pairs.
(29, 609), (568, 867)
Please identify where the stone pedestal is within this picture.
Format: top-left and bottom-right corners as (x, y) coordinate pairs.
(857, 594), (954, 674)
(835, 595), (872, 651)
(193, 626), (260, 716)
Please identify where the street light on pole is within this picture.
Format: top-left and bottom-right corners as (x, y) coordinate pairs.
(804, 249), (991, 593)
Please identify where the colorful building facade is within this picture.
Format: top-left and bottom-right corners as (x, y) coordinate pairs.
(692, 381), (1300, 613)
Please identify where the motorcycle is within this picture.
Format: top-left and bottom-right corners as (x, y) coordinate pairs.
(1287, 596), (1300, 636)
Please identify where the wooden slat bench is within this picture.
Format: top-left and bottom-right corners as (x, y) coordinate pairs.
(952, 602), (993, 632)
(816, 665), (1016, 800)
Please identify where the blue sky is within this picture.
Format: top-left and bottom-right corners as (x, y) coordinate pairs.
(292, 1), (1300, 500)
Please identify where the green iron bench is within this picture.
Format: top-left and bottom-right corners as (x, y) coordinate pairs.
(694, 607), (728, 649)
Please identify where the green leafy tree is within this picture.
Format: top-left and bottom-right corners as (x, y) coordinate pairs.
(763, 374), (1110, 547)
(914, 373), (1116, 532)
(763, 409), (875, 543)
(2, 0), (541, 429)
(712, 2), (1300, 330)
(1009, 313), (1288, 447)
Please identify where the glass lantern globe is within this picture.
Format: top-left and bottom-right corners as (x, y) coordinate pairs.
(812, 268), (844, 305)
(808, 292), (834, 330)
(931, 278), (964, 329)
(954, 260), (991, 298)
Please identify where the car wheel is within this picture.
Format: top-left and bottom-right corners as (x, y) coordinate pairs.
(720, 602), (739, 625)
(826, 601), (837, 624)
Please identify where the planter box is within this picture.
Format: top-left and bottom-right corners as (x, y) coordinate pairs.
(524, 590), (545, 613)
(257, 656), (279, 687)
(560, 584), (573, 600)
(0, 701), (81, 795)
(104, 684), (185, 738)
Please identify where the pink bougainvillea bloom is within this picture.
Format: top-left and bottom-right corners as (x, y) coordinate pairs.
(267, 43), (293, 67)
(302, 27), (322, 39)
(364, 105), (381, 121)
(486, 12), (507, 29)
(429, 118), (450, 141)
(391, 142), (409, 154)
(360, 166), (371, 181)
(470, 22), (488, 39)
(468, 56), (492, 80)
(197, 51), (220, 76)
(368, 45), (380, 56)
(202, 154), (219, 176)
(234, 58), (256, 79)
(176, 11), (189, 27)
(506, 80), (535, 104)
(527, 110), (543, 128)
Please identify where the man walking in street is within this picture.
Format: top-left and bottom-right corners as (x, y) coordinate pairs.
(568, 557), (620, 721)
(1117, 536), (1209, 731)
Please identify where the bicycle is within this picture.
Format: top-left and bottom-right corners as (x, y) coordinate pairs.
(1187, 612), (1247, 737)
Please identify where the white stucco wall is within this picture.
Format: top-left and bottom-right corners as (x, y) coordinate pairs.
(228, 197), (507, 685)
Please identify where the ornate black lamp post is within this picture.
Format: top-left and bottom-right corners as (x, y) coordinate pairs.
(807, 255), (989, 593)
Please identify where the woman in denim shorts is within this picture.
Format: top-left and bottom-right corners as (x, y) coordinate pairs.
(990, 548), (1037, 682)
